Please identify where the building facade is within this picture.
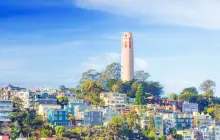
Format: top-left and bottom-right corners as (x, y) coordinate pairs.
(193, 112), (213, 128)
(0, 85), (26, 100)
(0, 100), (13, 122)
(164, 113), (193, 133)
(84, 109), (103, 126)
(38, 104), (61, 121)
(100, 92), (127, 107)
(64, 101), (85, 115)
(177, 130), (193, 140)
(47, 109), (71, 126)
(154, 114), (164, 136)
(182, 102), (198, 113)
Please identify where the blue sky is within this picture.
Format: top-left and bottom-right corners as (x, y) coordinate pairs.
(1, 0), (220, 96)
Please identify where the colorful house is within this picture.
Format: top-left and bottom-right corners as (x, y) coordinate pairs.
(0, 100), (13, 122)
(47, 109), (71, 126)
(193, 112), (213, 128)
(163, 113), (193, 132)
(154, 114), (164, 136)
(38, 104), (61, 121)
(0, 136), (9, 140)
(64, 101), (85, 115)
(84, 108), (103, 126)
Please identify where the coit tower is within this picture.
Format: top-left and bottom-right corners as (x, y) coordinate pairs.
(121, 32), (134, 81)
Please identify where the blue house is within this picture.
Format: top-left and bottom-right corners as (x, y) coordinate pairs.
(64, 102), (85, 115)
(84, 109), (103, 126)
(47, 109), (71, 126)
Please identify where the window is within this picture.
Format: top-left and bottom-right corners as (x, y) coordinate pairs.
(59, 116), (62, 120)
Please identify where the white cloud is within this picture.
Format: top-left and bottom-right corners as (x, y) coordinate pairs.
(79, 52), (149, 73)
(75, 0), (220, 29)
(80, 52), (121, 71)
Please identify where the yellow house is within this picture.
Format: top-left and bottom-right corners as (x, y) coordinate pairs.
(38, 104), (61, 121)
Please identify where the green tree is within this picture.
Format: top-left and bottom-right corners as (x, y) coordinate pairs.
(41, 122), (53, 137)
(9, 97), (26, 138)
(82, 80), (104, 94)
(99, 99), (105, 106)
(68, 114), (76, 126)
(134, 70), (150, 83)
(59, 85), (68, 92)
(112, 84), (119, 93)
(178, 92), (190, 101)
(211, 96), (220, 104)
(9, 98), (43, 139)
(147, 114), (155, 132)
(160, 134), (166, 140)
(106, 79), (118, 91)
(64, 129), (80, 139)
(181, 87), (198, 94)
(142, 81), (164, 96)
(57, 96), (69, 109)
(200, 79), (216, 92)
(82, 80), (104, 103)
(40, 128), (53, 138)
(202, 89), (214, 101)
(214, 104), (220, 121)
(78, 69), (101, 87)
(118, 81), (132, 94)
(197, 95), (209, 112)
(170, 93), (177, 100)
(107, 116), (123, 140)
(102, 62), (121, 81)
(55, 126), (65, 138)
(125, 110), (138, 129)
(22, 110), (43, 137)
(141, 130), (148, 139)
(131, 81), (138, 91)
(135, 84), (145, 105)
(148, 130), (155, 139)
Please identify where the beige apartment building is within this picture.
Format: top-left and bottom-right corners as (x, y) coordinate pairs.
(100, 92), (127, 107)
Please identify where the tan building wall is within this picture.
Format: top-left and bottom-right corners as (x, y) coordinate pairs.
(121, 32), (134, 81)
(38, 104), (61, 121)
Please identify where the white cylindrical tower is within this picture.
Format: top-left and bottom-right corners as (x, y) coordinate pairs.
(121, 32), (134, 81)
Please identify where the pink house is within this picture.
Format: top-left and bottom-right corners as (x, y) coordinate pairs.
(0, 136), (9, 140)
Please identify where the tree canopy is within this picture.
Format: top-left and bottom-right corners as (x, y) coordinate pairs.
(181, 87), (198, 94)
(135, 84), (145, 105)
(200, 79), (216, 92)
(102, 62), (121, 81)
(78, 69), (101, 87)
(57, 96), (69, 109)
(134, 70), (150, 83)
